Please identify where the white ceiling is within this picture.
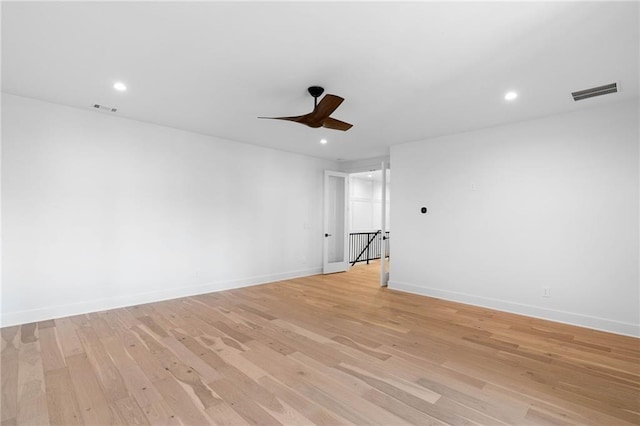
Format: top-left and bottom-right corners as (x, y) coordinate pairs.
(2, 2), (638, 161)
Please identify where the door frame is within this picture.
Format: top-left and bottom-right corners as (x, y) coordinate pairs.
(379, 161), (389, 287)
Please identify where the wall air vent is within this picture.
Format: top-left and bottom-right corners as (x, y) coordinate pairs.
(571, 83), (617, 101)
(93, 104), (117, 112)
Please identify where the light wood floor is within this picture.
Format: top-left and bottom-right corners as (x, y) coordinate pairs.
(2, 263), (639, 425)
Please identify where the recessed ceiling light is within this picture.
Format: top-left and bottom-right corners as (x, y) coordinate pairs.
(504, 91), (518, 101)
(368, 174), (373, 178)
(113, 82), (127, 92)
(320, 139), (327, 144)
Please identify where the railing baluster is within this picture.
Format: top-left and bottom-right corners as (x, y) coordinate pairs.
(348, 230), (388, 266)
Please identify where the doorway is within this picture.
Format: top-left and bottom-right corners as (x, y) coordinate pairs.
(322, 164), (390, 285)
(347, 167), (390, 285)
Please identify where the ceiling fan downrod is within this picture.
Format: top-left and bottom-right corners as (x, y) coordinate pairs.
(308, 86), (325, 108)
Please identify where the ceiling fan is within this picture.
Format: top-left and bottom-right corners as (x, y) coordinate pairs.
(259, 86), (353, 131)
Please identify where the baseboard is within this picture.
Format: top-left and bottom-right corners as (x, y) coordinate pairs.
(388, 280), (640, 338)
(1, 267), (322, 327)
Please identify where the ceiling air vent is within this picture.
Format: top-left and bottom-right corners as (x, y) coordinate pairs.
(571, 83), (617, 101)
(93, 104), (117, 112)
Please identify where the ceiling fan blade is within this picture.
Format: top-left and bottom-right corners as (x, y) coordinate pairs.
(258, 115), (308, 123)
(309, 94), (344, 123)
(323, 117), (353, 131)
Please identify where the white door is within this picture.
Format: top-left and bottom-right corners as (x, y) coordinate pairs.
(323, 170), (349, 274)
(380, 161), (389, 286)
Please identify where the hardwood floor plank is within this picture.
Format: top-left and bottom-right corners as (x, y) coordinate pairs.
(112, 308), (140, 329)
(19, 324), (37, 344)
(138, 399), (180, 426)
(113, 327), (172, 383)
(210, 321), (256, 345)
(152, 377), (214, 425)
(2, 262), (638, 425)
(362, 388), (448, 426)
(87, 313), (115, 339)
(207, 378), (282, 425)
(16, 339), (49, 425)
(75, 327), (129, 402)
(415, 376), (521, 424)
(204, 400), (252, 426)
(66, 353), (117, 425)
(1, 327), (20, 424)
(137, 316), (170, 338)
(130, 327), (222, 409)
(331, 335), (391, 360)
(243, 341), (405, 425)
(38, 328), (66, 372)
(161, 336), (223, 383)
(204, 337), (269, 382)
(113, 361), (164, 410)
(257, 375), (350, 425)
(111, 396), (151, 426)
(37, 320), (56, 330)
(52, 318), (84, 358)
(43, 368), (83, 426)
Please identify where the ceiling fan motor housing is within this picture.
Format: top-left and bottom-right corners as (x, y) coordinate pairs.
(308, 86), (325, 98)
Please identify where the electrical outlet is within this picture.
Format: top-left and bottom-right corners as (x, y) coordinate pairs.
(543, 287), (550, 297)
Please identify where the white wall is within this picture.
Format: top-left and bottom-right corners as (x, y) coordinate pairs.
(1, 94), (337, 326)
(390, 99), (639, 336)
(350, 176), (390, 232)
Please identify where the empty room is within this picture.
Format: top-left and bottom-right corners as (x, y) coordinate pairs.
(1, 1), (639, 425)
